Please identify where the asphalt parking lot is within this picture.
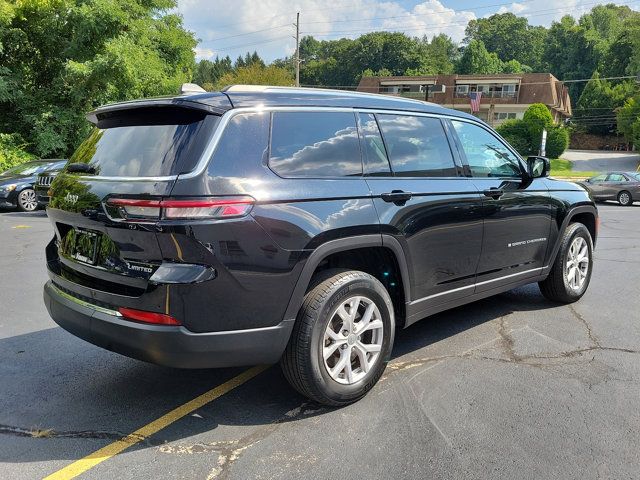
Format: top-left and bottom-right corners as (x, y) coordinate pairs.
(1, 204), (639, 480)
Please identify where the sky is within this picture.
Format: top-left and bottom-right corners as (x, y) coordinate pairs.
(176, 0), (639, 62)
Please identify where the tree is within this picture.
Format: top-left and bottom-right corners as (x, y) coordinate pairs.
(456, 40), (503, 75)
(464, 13), (546, 70)
(213, 64), (293, 90)
(193, 56), (233, 87)
(543, 16), (598, 102)
(574, 72), (636, 135)
(617, 96), (640, 147)
(0, 0), (197, 158)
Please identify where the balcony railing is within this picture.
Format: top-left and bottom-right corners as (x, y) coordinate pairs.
(454, 90), (517, 99)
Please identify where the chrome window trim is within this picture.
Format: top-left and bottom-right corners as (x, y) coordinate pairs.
(182, 106), (493, 181)
(74, 105), (503, 182)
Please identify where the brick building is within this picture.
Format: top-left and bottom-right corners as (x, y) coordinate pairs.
(357, 73), (572, 126)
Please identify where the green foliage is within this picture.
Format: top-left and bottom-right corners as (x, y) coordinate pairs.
(213, 64), (293, 90)
(498, 104), (569, 158)
(456, 40), (502, 74)
(496, 120), (532, 156)
(464, 13), (547, 70)
(0, 133), (35, 172)
(523, 103), (554, 142)
(546, 126), (570, 158)
(193, 56), (233, 87)
(0, 0), (197, 158)
(617, 96), (640, 146)
(574, 72), (636, 134)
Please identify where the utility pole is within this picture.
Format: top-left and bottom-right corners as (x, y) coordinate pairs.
(294, 12), (300, 87)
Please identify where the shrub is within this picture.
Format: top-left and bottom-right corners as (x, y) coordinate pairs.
(523, 103), (554, 142)
(496, 119), (532, 156)
(0, 133), (35, 173)
(545, 126), (570, 158)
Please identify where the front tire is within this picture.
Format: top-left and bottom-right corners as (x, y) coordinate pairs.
(539, 223), (593, 303)
(281, 270), (395, 406)
(17, 188), (38, 212)
(618, 190), (632, 206)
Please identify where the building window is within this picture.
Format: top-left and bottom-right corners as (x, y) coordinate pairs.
(494, 112), (518, 121)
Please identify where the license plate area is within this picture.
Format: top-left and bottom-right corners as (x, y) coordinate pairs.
(66, 229), (99, 265)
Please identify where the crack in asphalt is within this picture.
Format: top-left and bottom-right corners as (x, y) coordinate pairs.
(0, 424), (157, 446)
(155, 403), (325, 480)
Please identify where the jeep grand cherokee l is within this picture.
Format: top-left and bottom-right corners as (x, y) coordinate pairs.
(43, 85), (597, 406)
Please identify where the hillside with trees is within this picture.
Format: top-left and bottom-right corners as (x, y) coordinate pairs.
(0, 2), (639, 164)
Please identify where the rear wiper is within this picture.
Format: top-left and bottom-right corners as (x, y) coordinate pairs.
(67, 163), (96, 174)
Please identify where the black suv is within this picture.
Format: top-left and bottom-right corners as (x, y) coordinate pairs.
(43, 86), (597, 406)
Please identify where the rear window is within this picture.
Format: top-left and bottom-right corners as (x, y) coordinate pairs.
(269, 111), (362, 177)
(70, 108), (219, 177)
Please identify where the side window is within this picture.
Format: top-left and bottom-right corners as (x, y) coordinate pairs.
(376, 114), (457, 177)
(208, 113), (269, 177)
(269, 112), (361, 177)
(357, 113), (391, 175)
(607, 173), (625, 182)
(451, 120), (522, 178)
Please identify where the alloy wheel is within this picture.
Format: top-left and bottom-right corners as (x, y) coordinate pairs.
(322, 295), (384, 385)
(565, 236), (589, 291)
(19, 189), (38, 211)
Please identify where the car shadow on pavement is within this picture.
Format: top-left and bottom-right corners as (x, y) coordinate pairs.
(0, 283), (557, 464)
(0, 210), (48, 217)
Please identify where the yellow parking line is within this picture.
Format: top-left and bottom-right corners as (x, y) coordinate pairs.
(43, 365), (268, 480)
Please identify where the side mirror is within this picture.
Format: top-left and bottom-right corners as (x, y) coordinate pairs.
(527, 156), (550, 178)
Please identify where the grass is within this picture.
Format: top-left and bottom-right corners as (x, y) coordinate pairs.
(549, 158), (598, 178)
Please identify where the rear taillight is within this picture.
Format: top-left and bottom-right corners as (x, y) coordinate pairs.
(105, 197), (254, 222)
(118, 307), (181, 326)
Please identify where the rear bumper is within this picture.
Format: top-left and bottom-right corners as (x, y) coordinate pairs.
(44, 281), (294, 369)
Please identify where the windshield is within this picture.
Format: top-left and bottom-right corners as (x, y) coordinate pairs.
(70, 108), (219, 177)
(1, 162), (52, 176)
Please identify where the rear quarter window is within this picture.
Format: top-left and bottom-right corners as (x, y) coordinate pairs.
(70, 108), (219, 177)
(269, 111), (362, 177)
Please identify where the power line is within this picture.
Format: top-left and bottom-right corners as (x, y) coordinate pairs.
(302, 0), (639, 37)
(300, 75), (639, 89)
(302, 0), (540, 25)
(207, 24), (291, 42)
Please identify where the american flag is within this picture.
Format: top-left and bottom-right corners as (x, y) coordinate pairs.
(469, 91), (482, 113)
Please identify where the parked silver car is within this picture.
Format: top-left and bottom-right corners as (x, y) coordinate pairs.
(579, 172), (640, 206)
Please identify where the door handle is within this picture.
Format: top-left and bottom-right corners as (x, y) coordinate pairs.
(483, 188), (504, 199)
(381, 190), (412, 205)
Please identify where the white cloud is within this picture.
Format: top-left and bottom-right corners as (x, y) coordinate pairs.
(194, 47), (215, 60)
(177, 0), (634, 61)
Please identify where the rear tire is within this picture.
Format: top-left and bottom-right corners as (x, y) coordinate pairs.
(618, 190), (632, 206)
(281, 270), (395, 406)
(539, 223), (593, 303)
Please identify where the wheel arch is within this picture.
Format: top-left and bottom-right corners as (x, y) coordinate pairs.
(283, 235), (411, 327)
(546, 204), (598, 271)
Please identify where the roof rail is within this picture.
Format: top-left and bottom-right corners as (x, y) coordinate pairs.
(180, 83), (207, 94)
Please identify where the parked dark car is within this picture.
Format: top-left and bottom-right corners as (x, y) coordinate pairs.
(35, 160), (68, 207)
(0, 160), (66, 211)
(578, 171), (640, 206)
(43, 85), (598, 405)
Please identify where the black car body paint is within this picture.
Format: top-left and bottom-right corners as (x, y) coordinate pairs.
(43, 87), (598, 368)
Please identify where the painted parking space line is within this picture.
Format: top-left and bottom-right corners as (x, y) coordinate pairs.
(43, 365), (268, 480)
